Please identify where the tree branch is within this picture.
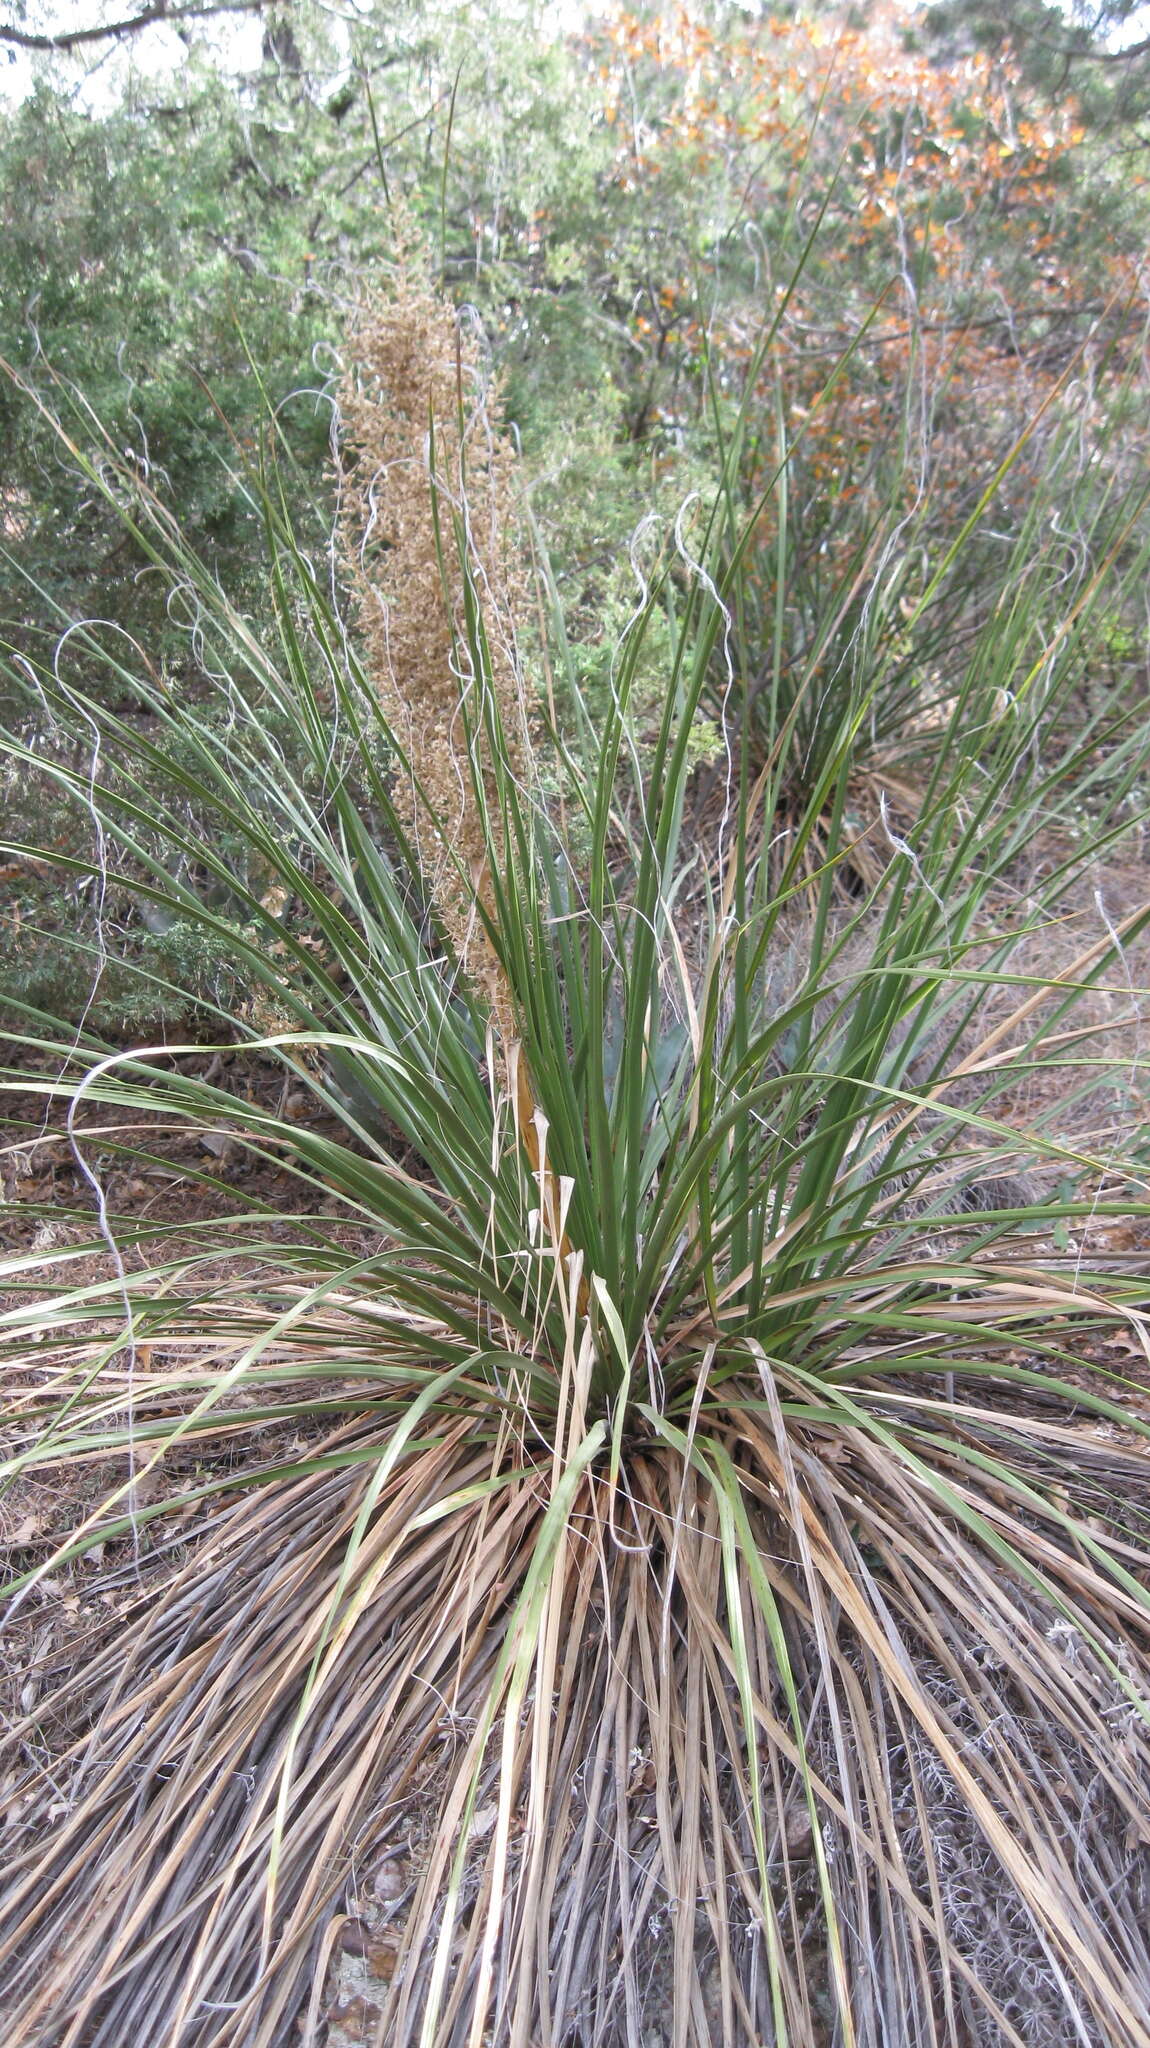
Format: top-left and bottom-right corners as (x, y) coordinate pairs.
(1030, 27), (1150, 64)
(0, 1), (267, 53)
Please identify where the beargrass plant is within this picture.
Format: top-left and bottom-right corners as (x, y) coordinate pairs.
(2, 278), (1150, 2048)
(710, 319), (1150, 883)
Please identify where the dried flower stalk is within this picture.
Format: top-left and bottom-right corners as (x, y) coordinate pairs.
(337, 231), (529, 1028)
(338, 240), (583, 1300)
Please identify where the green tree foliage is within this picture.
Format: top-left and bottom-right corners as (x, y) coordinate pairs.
(923, 0), (1150, 131)
(0, 73), (335, 658)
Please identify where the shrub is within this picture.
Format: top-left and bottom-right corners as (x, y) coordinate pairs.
(2, 266), (1150, 2048)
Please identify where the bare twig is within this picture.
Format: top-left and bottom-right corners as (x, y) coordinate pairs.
(0, 0), (266, 54)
